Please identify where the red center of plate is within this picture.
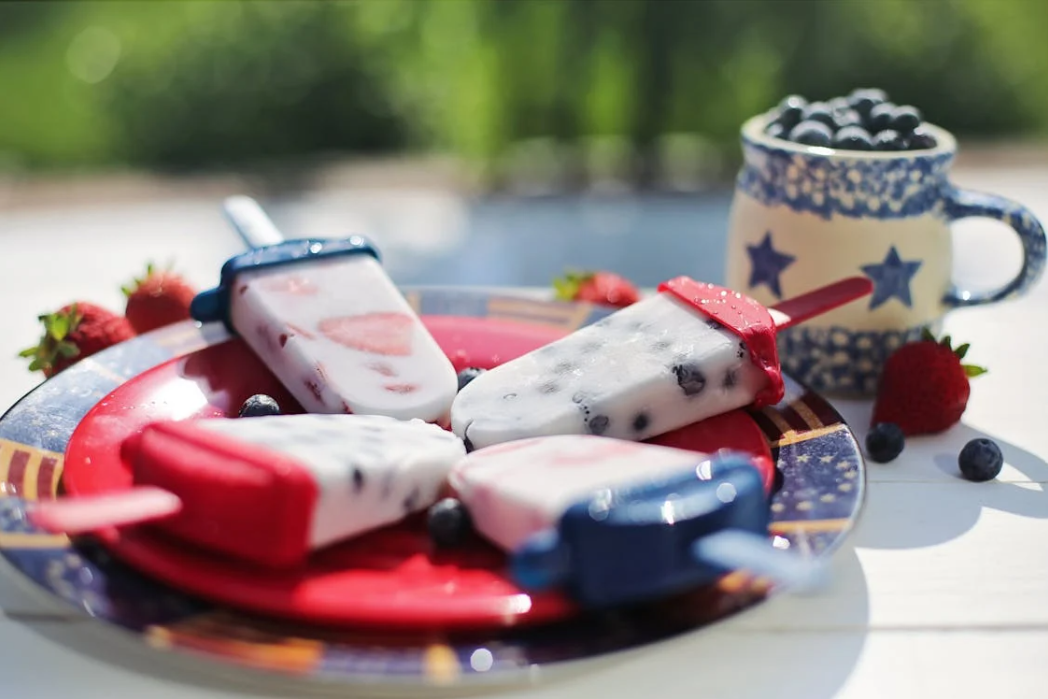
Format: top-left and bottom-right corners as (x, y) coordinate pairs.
(62, 315), (776, 631)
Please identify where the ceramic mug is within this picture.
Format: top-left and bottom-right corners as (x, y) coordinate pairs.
(725, 114), (1046, 397)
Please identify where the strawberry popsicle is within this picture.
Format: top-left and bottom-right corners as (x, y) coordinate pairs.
(450, 435), (822, 606)
(190, 238), (458, 423)
(451, 276), (872, 449)
(31, 414), (467, 568)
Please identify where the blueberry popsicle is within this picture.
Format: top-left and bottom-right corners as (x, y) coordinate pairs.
(191, 198), (458, 423)
(451, 276), (872, 449)
(30, 414), (466, 568)
(450, 435), (822, 607)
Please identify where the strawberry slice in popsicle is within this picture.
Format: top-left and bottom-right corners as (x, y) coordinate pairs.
(450, 276), (872, 449)
(30, 414), (466, 569)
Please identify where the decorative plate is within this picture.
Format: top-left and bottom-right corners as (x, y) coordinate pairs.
(0, 288), (865, 686)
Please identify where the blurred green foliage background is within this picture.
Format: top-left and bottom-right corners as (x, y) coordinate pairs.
(1, 0), (1046, 181)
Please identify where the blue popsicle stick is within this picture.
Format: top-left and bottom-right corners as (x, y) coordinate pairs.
(692, 529), (828, 594)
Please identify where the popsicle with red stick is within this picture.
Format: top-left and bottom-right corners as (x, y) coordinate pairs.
(450, 276), (872, 449)
(29, 413), (467, 568)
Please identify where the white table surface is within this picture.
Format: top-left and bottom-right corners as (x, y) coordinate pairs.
(1, 166), (1047, 698)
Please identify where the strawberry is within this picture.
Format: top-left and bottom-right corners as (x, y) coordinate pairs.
(19, 302), (136, 378)
(871, 328), (987, 436)
(318, 312), (415, 356)
(122, 263), (197, 334)
(553, 269), (640, 308)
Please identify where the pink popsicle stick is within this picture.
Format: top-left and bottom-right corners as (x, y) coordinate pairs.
(768, 277), (873, 330)
(28, 486), (182, 535)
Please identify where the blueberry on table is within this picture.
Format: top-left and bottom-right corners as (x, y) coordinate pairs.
(800, 102), (836, 129)
(238, 394), (281, 417)
(456, 367), (487, 391)
(427, 497), (473, 547)
(867, 102), (896, 133)
(873, 129), (908, 151)
(833, 125), (874, 151)
(789, 120), (834, 147)
(958, 438), (1003, 482)
(865, 423), (905, 463)
(890, 105), (922, 134)
(907, 126), (937, 150)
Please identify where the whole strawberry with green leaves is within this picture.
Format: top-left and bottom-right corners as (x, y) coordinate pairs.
(553, 269), (640, 308)
(122, 262), (197, 334)
(872, 328), (987, 436)
(19, 303), (136, 378)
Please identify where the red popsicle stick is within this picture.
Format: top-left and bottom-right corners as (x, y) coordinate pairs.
(29, 486), (182, 534)
(768, 276), (873, 330)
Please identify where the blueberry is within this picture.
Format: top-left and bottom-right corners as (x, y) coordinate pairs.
(889, 105), (922, 134)
(800, 102), (836, 129)
(833, 125), (874, 151)
(456, 367), (486, 391)
(907, 125), (938, 150)
(828, 96), (851, 113)
(778, 94), (808, 112)
(788, 120), (833, 147)
(776, 105), (804, 130)
(427, 497), (474, 548)
(765, 121), (787, 139)
(832, 108), (864, 130)
(238, 394), (281, 418)
(847, 88), (887, 117)
(865, 423), (905, 463)
(873, 129), (908, 151)
(958, 438), (1003, 482)
(867, 102), (896, 132)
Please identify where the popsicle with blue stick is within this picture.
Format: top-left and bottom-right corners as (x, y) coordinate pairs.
(449, 435), (826, 608)
(190, 196), (459, 423)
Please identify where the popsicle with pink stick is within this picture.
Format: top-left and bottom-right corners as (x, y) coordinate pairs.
(451, 276), (873, 449)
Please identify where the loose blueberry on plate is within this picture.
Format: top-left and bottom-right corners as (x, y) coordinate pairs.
(867, 102), (896, 133)
(239, 394), (281, 417)
(457, 367), (487, 391)
(833, 125), (874, 151)
(865, 423), (905, 463)
(873, 129), (908, 151)
(907, 125), (938, 150)
(789, 120), (834, 147)
(427, 497), (474, 548)
(889, 105), (922, 134)
(958, 438), (1003, 482)
(800, 102), (836, 129)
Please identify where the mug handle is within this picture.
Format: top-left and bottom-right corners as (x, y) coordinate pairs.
(942, 186), (1047, 307)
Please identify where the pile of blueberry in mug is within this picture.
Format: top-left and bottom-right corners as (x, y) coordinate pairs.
(763, 88), (938, 151)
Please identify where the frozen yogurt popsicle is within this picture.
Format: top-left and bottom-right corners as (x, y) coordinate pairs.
(450, 435), (822, 607)
(451, 276), (872, 449)
(30, 414), (466, 568)
(190, 237), (458, 423)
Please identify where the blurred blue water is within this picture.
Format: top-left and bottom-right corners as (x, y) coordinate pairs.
(387, 191), (734, 288)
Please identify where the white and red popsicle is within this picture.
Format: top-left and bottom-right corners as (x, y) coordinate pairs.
(190, 197), (459, 423)
(30, 414), (466, 568)
(450, 276), (872, 449)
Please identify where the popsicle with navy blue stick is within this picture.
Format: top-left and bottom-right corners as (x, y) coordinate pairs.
(190, 196), (459, 423)
(449, 435), (826, 608)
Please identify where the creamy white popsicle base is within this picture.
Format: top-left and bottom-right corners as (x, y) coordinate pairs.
(449, 434), (721, 552)
(230, 254), (458, 422)
(192, 414), (466, 549)
(450, 292), (768, 450)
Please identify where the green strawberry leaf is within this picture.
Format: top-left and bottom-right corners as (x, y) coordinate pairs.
(920, 326), (936, 343)
(56, 342), (80, 358)
(963, 364), (988, 378)
(939, 335), (952, 349)
(48, 313), (69, 341)
(17, 346), (38, 358)
(955, 343), (970, 359)
(27, 358), (43, 372)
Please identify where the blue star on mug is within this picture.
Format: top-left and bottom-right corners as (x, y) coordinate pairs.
(860, 246), (922, 310)
(746, 232), (795, 299)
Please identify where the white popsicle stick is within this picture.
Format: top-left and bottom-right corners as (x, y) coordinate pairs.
(28, 487), (182, 535)
(223, 195), (286, 248)
(692, 529), (828, 594)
